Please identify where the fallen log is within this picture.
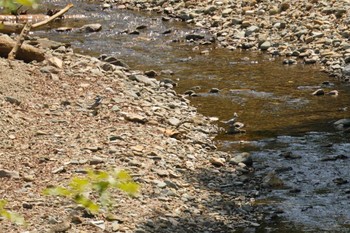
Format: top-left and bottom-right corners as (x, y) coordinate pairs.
(0, 34), (45, 62)
(0, 13), (87, 23)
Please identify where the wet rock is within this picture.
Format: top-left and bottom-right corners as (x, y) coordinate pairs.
(144, 70), (158, 77)
(79, 24), (102, 33)
(279, 151), (302, 159)
(185, 34), (205, 40)
(312, 89), (325, 96)
(327, 90), (338, 96)
(262, 172), (284, 188)
(321, 154), (348, 161)
(230, 152), (253, 166)
(333, 118), (350, 132)
(209, 88), (220, 93)
(333, 178), (348, 185)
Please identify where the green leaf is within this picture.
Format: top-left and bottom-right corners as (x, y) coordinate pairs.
(74, 195), (99, 213)
(69, 177), (90, 193)
(0, 200), (25, 225)
(43, 186), (71, 197)
(92, 181), (110, 195)
(14, 0), (39, 8)
(117, 182), (140, 196)
(115, 170), (132, 182)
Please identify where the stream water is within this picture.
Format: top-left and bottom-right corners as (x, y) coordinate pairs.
(33, 1), (350, 232)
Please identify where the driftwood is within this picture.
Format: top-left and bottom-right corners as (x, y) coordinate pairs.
(0, 33), (45, 62)
(8, 22), (32, 60)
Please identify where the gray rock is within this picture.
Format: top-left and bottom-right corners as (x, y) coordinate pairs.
(0, 169), (20, 178)
(229, 152), (253, 166)
(80, 24), (102, 33)
(334, 118), (350, 130)
(5, 96), (21, 106)
(185, 34), (205, 40)
(168, 117), (181, 127)
(245, 26), (259, 36)
(262, 172), (284, 188)
(342, 64), (350, 76)
(260, 41), (271, 50)
(121, 112), (148, 124)
(129, 74), (158, 87)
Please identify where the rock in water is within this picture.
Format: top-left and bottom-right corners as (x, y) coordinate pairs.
(262, 172), (284, 188)
(229, 152), (253, 166)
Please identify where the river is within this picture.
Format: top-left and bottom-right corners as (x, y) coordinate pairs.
(34, 1), (350, 232)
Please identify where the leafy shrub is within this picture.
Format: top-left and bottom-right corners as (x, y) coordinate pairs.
(0, 199), (25, 225)
(0, 0), (39, 13)
(44, 169), (139, 214)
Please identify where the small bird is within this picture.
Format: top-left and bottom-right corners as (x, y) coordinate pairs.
(221, 112), (238, 126)
(88, 96), (103, 110)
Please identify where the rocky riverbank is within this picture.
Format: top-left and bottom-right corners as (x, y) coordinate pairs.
(0, 39), (270, 232)
(114, 0), (350, 81)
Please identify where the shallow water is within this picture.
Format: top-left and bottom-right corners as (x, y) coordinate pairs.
(34, 1), (350, 232)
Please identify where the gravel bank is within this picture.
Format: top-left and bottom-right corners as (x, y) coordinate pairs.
(116, 0), (350, 81)
(0, 39), (266, 232)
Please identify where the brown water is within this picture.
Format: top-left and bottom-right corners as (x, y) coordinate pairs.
(34, 1), (350, 232)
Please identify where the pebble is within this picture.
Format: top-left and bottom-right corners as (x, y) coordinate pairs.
(209, 157), (225, 167)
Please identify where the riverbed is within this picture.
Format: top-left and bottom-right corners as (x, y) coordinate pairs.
(34, 1), (350, 232)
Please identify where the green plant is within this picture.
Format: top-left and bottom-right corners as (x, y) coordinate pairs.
(0, 199), (25, 225)
(0, 0), (39, 13)
(43, 169), (140, 214)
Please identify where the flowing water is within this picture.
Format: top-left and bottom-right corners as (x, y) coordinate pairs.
(33, 1), (350, 232)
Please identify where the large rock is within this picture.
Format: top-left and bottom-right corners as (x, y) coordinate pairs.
(79, 24), (102, 33)
(229, 152), (253, 166)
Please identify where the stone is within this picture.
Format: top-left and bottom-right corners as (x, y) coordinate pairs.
(279, 151), (301, 159)
(47, 57), (63, 69)
(343, 64), (350, 76)
(209, 88), (220, 93)
(129, 74), (158, 87)
(262, 172), (284, 188)
(260, 41), (271, 50)
(80, 24), (102, 33)
(144, 70), (158, 77)
(229, 152), (253, 166)
(5, 96), (21, 106)
(50, 221), (71, 232)
(121, 112), (148, 124)
(0, 169), (20, 178)
(185, 34), (205, 40)
(312, 89), (324, 96)
(327, 90), (338, 96)
(168, 117), (181, 127)
(210, 157), (225, 167)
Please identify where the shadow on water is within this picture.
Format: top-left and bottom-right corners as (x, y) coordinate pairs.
(32, 1), (350, 232)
